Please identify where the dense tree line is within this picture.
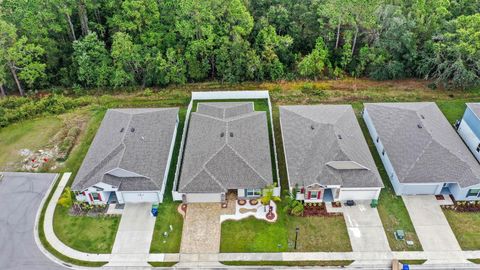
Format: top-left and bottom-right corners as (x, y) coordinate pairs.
(0, 0), (479, 96)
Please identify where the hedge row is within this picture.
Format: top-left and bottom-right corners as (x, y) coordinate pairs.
(0, 95), (92, 127)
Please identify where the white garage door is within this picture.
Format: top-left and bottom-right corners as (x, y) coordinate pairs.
(122, 192), (159, 203)
(339, 188), (380, 201)
(401, 184), (439, 195)
(186, 193), (222, 203)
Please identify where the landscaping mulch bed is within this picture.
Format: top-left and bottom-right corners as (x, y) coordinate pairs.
(249, 199), (258, 205)
(238, 199), (247, 206)
(441, 198), (480, 212)
(303, 203), (341, 217)
(435, 195), (445, 200)
(69, 203), (108, 217)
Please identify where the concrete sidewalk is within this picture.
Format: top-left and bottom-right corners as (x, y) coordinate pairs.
(107, 203), (156, 267)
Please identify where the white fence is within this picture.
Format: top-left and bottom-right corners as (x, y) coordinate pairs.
(172, 90), (281, 201)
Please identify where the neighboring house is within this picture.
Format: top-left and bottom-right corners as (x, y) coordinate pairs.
(280, 105), (383, 203)
(457, 103), (480, 162)
(176, 102), (273, 203)
(72, 108), (179, 204)
(364, 102), (480, 201)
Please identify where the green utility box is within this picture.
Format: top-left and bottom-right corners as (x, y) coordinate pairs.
(370, 199), (378, 208)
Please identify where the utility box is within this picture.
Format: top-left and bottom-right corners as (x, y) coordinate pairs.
(370, 199), (378, 208)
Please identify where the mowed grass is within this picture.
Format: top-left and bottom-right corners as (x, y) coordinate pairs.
(0, 116), (62, 170)
(443, 210), (480, 250)
(221, 260), (354, 266)
(150, 203), (184, 253)
(53, 206), (121, 253)
(220, 206), (351, 252)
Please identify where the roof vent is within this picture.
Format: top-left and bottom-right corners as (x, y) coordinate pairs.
(420, 114), (425, 119)
(141, 136), (145, 141)
(131, 127), (135, 132)
(230, 132), (234, 137)
(311, 125), (315, 130)
(417, 124), (423, 129)
(220, 132), (225, 137)
(338, 134), (342, 140)
(120, 128), (124, 133)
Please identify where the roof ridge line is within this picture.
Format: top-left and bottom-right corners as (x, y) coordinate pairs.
(204, 167), (226, 190)
(402, 138), (433, 182)
(225, 144), (270, 185)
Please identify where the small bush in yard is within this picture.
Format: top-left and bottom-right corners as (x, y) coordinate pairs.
(58, 187), (73, 208)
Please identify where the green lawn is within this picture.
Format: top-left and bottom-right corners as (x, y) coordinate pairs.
(221, 260), (354, 266)
(443, 210), (480, 250)
(150, 203), (184, 253)
(53, 206), (120, 253)
(0, 116), (62, 171)
(220, 207), (351, 252)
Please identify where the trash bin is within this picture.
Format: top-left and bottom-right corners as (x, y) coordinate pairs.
(370, 199), (378, 208)
(151, 203), (159, 217)
(402, 264), (409, 270)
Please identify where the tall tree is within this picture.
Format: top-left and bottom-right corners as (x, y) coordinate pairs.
(72, 32), (111, 87)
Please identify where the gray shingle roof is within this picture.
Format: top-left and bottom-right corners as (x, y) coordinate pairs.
(467, 103), (480, 118)
(178, 102), (273, 193)
(365, 102), (480, 187)
(280, 105), (383, 188)
(72, 108), (179, 191)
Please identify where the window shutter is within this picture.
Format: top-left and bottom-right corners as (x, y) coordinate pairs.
(318, 190), (322, 199)
(98, 193), (102, 201)
(88, 193), (94, 202)
(300, 187), (304, 194)
(307, 191), (311, 199)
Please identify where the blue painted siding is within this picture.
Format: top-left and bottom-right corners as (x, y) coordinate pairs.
(462, 107), (480, 138)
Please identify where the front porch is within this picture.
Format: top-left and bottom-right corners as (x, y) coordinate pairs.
(296, 187), (336, 203)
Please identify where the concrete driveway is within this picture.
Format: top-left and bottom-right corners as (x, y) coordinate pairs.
(403, 195), (461, 252)
(107, 202), (156, 266)
(0, 172), (66, 270)
(343, 202), (391, 252)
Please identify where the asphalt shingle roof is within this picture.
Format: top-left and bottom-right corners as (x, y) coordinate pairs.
(178, 102), (273, 193)
(365, 102), (480, 188)
(280, 105), (383, 188)
(72, 108), (179, 191)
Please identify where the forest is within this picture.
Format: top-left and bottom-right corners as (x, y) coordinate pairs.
(0, 0), (479, 96)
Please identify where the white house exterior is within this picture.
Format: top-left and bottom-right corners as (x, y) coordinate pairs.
(72, 108), (179, 204)
(364, 102), (480, 201)
(174, 91), (280, 203)
(279, 105), (383, 203)
(457, 103), (480, 162)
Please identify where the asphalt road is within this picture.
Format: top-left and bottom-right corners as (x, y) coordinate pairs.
(0, 172), (67, 270)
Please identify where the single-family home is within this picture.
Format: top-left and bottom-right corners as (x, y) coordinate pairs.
(72, 108), (179, 204)
(176, 102), (273, 203)
(457, 103), (480, 162)
(279, 105), (383, 203)
(363, 102), (480, 201)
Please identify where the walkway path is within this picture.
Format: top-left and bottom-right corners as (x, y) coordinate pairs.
(106, 203), (156, 267)
(403, 196), (463, 255)
(43, 173), (110, 262)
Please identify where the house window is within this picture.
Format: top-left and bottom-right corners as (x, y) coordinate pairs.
(476, 143), (480, 152)
(91, 192), (101, 201)
(246, 189), (262, 197)
(310, 191), (318, 199)
(467, 189), (480, 197)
